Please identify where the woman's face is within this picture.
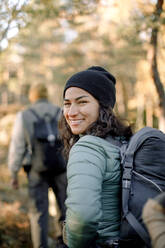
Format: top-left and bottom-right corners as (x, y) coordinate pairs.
(63, 87), (99, 135)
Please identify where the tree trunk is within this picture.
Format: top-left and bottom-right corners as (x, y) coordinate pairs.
(146, 100), (153, 127)
(150, 0), (165, 131)
(136, 94), (144, 130)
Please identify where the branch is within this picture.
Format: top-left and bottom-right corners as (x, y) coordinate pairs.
(0, 0), (26, 51)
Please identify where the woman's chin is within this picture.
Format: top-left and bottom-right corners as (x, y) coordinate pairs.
(70, 127), (83, 135)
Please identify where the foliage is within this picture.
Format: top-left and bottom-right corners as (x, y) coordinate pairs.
(0, 0), (165, 129)
(0, 0), (29, 52)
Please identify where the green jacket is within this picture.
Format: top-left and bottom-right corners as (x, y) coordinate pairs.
(65, 135), (121, 248)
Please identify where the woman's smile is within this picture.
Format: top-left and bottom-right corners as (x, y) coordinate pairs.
(69, 119), (84, 125)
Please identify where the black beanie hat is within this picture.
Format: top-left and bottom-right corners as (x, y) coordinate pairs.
(63, 66), (116, 108)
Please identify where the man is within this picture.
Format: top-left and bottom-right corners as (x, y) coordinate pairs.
(8, 83), (67, 248)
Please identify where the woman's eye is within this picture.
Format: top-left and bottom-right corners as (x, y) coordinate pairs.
(64, 102), (71, 107)
(78, 101), (87, 105)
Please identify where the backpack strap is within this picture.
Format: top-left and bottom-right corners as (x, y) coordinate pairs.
(29, 107), (61, 122)
(22, 111), (33, 156)
(126, 212), (150, 247)
(28, 108), (42, 121)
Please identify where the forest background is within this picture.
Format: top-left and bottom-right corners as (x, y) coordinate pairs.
(0, 0), (165, 247)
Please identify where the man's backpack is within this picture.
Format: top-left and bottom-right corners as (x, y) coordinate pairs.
(107, 127), (165, 247)
(23, 108), (66, 174)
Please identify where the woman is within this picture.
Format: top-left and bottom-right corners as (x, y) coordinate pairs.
(59, 66), (132, 248)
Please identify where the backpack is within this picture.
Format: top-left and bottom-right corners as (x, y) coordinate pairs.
(107, 127), (165, 247)
(23, 108), (66, 174)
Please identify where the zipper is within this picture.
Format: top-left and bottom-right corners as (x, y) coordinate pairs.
(133, 170), (163, 192)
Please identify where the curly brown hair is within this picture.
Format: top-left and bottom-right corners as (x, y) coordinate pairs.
(59, 104), (133, 158)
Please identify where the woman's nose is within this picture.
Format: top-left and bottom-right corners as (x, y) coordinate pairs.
(68, 104), (78, 116)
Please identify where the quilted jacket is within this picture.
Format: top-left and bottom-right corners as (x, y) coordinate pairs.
(65, 135), (121, 248)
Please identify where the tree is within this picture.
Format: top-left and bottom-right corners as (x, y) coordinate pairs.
(0, 0), (28, 52)
(1, 0), (164, 130)
(150, 0), (165, 131)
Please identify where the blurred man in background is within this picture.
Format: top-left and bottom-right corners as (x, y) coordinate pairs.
(8, 83), (67, 248)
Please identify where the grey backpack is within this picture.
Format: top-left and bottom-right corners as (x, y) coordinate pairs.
(107, 127), (165, 247)
(23, 108), (66, 174)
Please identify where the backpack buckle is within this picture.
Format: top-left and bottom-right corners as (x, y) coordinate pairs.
(122, 164), (132, 189)
(122, 179), (131, 189)
(100, 239), (120, 248)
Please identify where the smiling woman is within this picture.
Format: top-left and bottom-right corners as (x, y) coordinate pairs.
(59, 66), (133, 248)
